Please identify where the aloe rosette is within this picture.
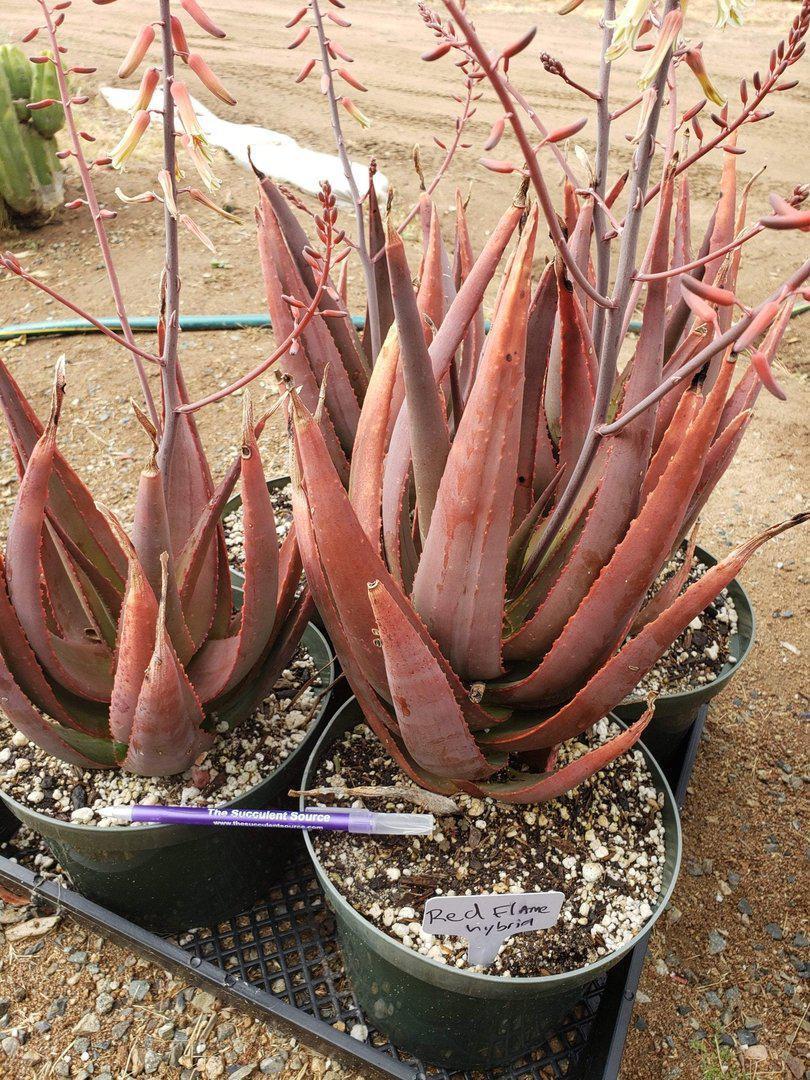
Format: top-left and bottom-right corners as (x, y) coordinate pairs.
(272, 0), (810, 804)
(0, 356), (311, 775)
(0, 42), (64, 223)
(0, 0), (328, 777)
(286, 87), (809, 803)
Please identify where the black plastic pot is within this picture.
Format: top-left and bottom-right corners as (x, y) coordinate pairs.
(224, 474), (292, 594)
(0, 622), (334, 934)
(0, 799), (17, 844)
(301, 698), (682, 1071)
(613, 546), (754, 764)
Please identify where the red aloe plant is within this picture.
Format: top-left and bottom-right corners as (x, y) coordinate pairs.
(285, 0), (810, 801)
(0, 0), (319, 776)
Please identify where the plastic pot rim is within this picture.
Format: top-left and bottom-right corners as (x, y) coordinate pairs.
(225, 475), (292, 590)
(302, 697), (683, 990)
(223, 473), (290, 520)
(620, 545), (755, 709)
(0, 620), (334, 839)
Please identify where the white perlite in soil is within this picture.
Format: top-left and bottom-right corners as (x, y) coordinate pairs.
(310, 720), (667, 978)
(0, 652), (320, 828)
(224, 481), (293, 573)
(627, 555), (738, 700)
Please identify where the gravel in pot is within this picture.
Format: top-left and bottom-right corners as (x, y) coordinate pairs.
(0, 624), (335, 933)
(300, 698), (682, 1069)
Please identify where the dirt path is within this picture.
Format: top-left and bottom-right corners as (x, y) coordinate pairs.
(0, 0), (807, 1076)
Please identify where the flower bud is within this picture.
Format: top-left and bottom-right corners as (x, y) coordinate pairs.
(170, 80), (204, 138)
(479, 158), (517, 174)
(483, 117), (506, 151)
(181, 0), (226, 38)
(732, 301), (780, 353)
(118, 24), (155, 80)
(170, 15), (190, 56)
(545, 116), (588, 144)
(187, 52), (236, 105)
(132, 66), (159, 113)
(337, 68), (367, 92)
(751, 350), (787, 400)
(295, 58), (317, 83)
(681, 275), (737, 307)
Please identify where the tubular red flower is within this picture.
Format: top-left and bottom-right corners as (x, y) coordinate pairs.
(109, 109), (151, 169)
(132, 66), (159, 113)
(180, 0), (226, 38)
(187, 52), (237, 105)
(117, 24), (155, 80)
(170, 80), (204, 139)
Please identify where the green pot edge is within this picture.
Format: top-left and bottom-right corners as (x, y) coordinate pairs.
(615, 544), (755, 716)
(0, 621), (335, 846)
(301, 696), (683, 992)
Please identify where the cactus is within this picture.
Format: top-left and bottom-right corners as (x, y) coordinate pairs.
(0, 43), (64, 224)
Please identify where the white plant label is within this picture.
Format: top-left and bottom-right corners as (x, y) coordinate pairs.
(422, 891), (565, 968)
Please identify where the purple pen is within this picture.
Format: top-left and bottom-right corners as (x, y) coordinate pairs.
(99, 805), (434, 835)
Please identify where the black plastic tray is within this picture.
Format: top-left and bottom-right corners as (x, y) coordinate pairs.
(0, 705), (707, 1080)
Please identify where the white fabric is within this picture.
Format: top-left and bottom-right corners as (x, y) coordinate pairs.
(100, 85), (387, 203)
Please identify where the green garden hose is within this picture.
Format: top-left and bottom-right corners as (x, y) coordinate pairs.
(0, 303), (807, 343)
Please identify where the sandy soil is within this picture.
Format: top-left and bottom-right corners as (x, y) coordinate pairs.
(0, 0), (807, 1076)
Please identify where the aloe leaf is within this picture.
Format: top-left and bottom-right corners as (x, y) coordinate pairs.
(104, 515), (158, 747)
(645, 387), (702, 503)
(123, 558), (212, 776)
(485, 514), (808, 751)
(494, 355), (738, 707)
(348, 323), (401, 550)
(379, 199), (525, 581)
(362, 168), (394, 361)
(665, 172), (692, 318)
(164, 371), (220, 647)
(291, 393), (500, 733)
(188, 398), (280, 702)
(131, 454), (195, 662)
(256, 192), (350, 485)
(464, 709), (653, 804)
(513, 262), (557, 526)
(505, 172), (675, 662)
(411, 209), (538, 680)
(452, 190), (485, 405)
(368, 579), (494, 780)
(630, 523), (699, 634)
(293, 475), (458, 793)
(0, 358), (127, 589)
(556, 260), (596, 481)
(209, 590), (312, 729)
(0, 551), (96, 733)
(385, 220), (450, 542)
(0, 651), (102, 767)
(5, 368), (113, 702)
(255, 171), (370, 398)
(680, 411), (752, 539)
(258, 188), (360, 452)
